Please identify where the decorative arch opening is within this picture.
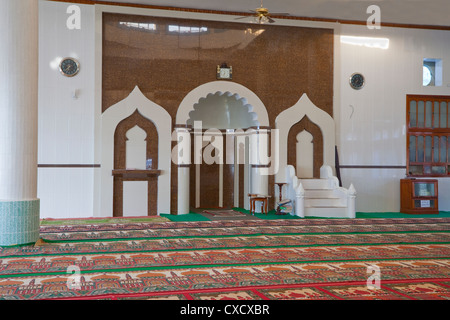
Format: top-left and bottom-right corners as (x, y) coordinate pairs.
(296, 130), (314, 178)
(288, 116), (324, 178)
(187, 92), (259, 129)
(125, 126), (147, 170)
(176, 81), (269, 127)
(113, 109), (159, 217)
(114, 109), (158, 170)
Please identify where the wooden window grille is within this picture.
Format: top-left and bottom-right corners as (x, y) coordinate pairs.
(407, 94), (450, 177)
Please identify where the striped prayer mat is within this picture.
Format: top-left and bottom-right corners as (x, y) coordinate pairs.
(1, 217), (450, 300)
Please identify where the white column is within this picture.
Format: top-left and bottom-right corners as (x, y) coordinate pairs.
(249, 129), (269, 196)
(347, 184), (357, 219)
(295, 183), (305, 218)
(175, 128), (191, 214)
(0, 0), (40, 245)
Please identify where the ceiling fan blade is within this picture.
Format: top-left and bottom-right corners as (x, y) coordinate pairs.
(268, 17), (276, 23)
(269, 13), (290, 16)
(234, 16), (251, 20)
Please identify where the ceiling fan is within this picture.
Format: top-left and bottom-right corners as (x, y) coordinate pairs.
(234, 0), (289, 24)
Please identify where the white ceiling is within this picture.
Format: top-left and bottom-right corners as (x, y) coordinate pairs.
(94, 0), (450, 27)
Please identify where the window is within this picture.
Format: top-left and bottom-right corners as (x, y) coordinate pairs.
(168, 25), (208, 33)
(119, 22), (157, 32)
(423, 58), (442, 87)
(407, 95), (450, 177)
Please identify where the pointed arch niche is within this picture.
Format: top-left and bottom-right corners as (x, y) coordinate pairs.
(99, 86), (171, 217)
(275, 93), (335, 183)
(289, 116), (324, 178)
(175, 81), (270, 214)
(113, 111), (158, 217)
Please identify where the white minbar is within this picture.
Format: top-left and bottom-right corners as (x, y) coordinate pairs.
(0, 0), (40, 246)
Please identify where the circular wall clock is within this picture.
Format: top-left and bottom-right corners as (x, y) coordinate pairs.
(349, 72), (365, 90)
(59, 57), (80, 77)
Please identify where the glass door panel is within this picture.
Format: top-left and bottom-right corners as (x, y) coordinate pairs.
(414, 199), (435, 208)
(413, 182), (435, 197)
(410, 100), (417, 127)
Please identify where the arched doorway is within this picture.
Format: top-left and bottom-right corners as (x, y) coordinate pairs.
(188, 92), (258, 209)
(175, 81), (270, 214)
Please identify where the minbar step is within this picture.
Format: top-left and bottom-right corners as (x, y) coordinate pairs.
(305, 198), (345, 207)
(304, 206), (350, 218)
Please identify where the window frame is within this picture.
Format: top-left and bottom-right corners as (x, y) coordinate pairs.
(406, 94), (450, 177)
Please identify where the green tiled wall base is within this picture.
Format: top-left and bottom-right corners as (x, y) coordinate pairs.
(0, 199), (40, 246)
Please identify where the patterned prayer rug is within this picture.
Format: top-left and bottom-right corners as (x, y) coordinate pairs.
(58, 280), (450, 300)
(201, 210), (248, 217)
(40, 216), (170, 226)
(1, 217), (450, 300)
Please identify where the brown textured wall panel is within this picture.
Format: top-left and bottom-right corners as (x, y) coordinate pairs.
(102, 13), (333, 118)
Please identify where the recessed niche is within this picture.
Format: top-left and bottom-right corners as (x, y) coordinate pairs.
(187, 92), (258, 129)
(423, 58), (442, 87)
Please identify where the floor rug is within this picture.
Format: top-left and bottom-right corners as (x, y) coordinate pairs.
(1, 217), (450, 300)
(38, 220), (450, 242)
(201, 210), (248, 217)
(60, 279), (450, 300)
(40, 216), (170, 226)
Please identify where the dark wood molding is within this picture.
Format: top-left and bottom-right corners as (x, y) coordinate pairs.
(38, 164), (101, 168)
(48, 0), (450, 31)
(251, 164), (271, 168)
(112, 169), (162, 177)
(339, 165), (407, 169)
(407, 94), (450, 100)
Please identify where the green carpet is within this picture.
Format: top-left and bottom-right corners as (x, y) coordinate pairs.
(159, 212), (211, 221)
(356, 211), (450, 219)
(160, 209), (450, 222)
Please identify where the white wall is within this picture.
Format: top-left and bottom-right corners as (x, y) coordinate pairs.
(38, 1), (96, 218)
(338, 24), (450, 212)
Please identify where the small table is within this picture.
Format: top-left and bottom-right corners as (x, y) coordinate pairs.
(248, 194), (271, 215)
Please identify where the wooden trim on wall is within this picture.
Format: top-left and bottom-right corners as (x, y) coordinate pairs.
(38, 164), (101, 168)
(339, 165), (406, 169)
(48, 0), (450, 31)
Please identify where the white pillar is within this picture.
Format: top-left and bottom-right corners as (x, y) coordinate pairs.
(249, 129), (260, 195)
(0, 0), (40, 245)
(295, 183), (305, 218)
(248, 129), (269, 213)
(250, 129), (270, 196)
(347, 184), (357, 219)
(175, 128), (191, 214)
